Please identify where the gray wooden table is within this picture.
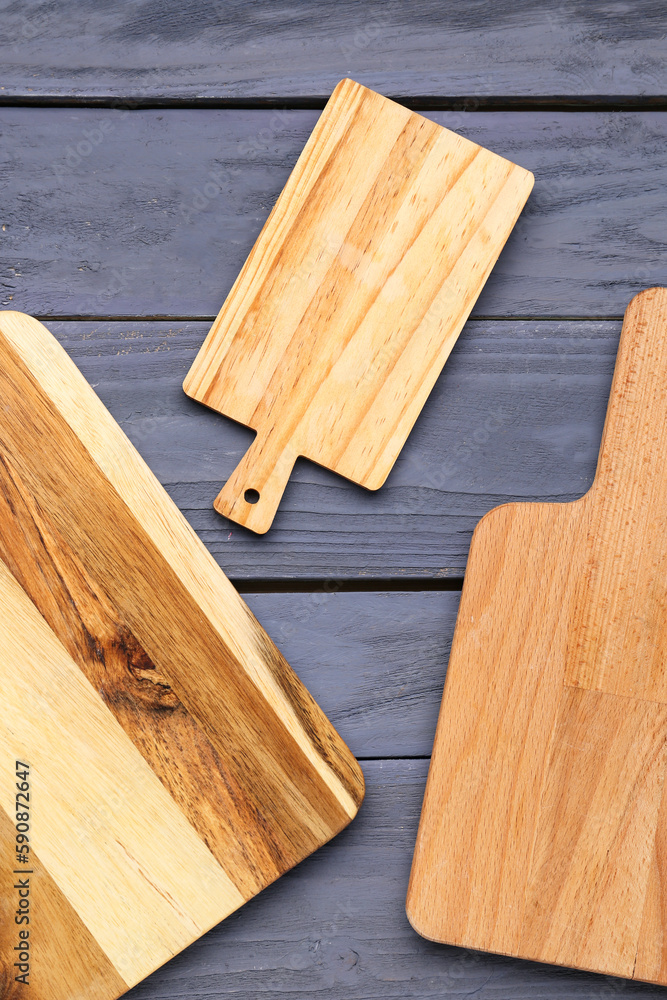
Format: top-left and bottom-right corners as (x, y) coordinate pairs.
(2, 2), (666, 996)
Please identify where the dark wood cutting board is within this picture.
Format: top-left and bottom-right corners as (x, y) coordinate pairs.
(0, 311), (364, 1000)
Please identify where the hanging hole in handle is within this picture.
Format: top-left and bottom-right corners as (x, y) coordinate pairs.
(244, 488), (260, 504)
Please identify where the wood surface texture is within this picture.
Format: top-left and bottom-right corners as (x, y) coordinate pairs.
(40, 318), (619, 579)
(184, 79), (532, 531)
(0, 311), (363, 999)
(3, 3), (667, 998)
(3, 108), (666, 320)
(0, 0), (664, 100)
(407, 288), (667, 984)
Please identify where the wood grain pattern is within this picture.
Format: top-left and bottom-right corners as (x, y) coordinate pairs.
(0, 560), (244, 985)
(407, 288), (667, 985)
(522, 688), (667, 975)
(184, 79), (533, 532)
(85, 758), (667, 1000)
(46, 318), (622, 581)
(4, 5), (665, 998)
(0, 311), (363, 999)
(4, 108), (665, 322)
(0, 807), (127, 1000)
(4, 10), (666, 1000)
(1, 0), (664, 100)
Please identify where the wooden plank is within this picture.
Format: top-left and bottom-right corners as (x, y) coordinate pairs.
(0, 1), (664, 100)
(244, 591), (459, 759)
(0, 311), (362, 998)
(406, 289), (667, 984)
(185, 79), (533, 532)
(46, 319), (619, 579)
(1, 108), (665, 318)
(129, 759), (667, 1000)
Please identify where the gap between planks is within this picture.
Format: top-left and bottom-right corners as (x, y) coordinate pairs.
(232, 579), (463, 593)
(1, 96), (667, 112)
(358, 754), (431, 762)
(32, 315), (628, 323)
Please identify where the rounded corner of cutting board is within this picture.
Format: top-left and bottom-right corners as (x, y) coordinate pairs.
(357, 468), (390, 492)
(0, 311), (55, 358)
(182, 368), (201, 402)
(0, 309), (38, 330)
(627, 285), (667, 313)
(405, 890), (444, 945)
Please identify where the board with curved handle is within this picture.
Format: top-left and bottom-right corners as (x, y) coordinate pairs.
(407, 288), (667, 986)
(184, 78), (534, 533)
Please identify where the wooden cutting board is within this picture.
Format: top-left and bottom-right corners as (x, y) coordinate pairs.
(0, 312), (364, 1000)
(184, 78), (534, 533)
(407, 287), (667, 985)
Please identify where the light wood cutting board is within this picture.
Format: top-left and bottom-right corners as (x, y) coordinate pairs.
(0, 312), (364, 1000)
(407, 287), (667, 985)
(184, 78), (534, 533)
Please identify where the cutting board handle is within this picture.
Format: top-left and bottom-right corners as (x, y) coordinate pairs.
(591, 287), (667, 502)
(214, 435), (296, 534)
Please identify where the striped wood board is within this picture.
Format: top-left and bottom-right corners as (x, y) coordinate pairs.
(184, 78), (534, 533)
(407, 288), (667, 986)
(0, 311), (364, 1000)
